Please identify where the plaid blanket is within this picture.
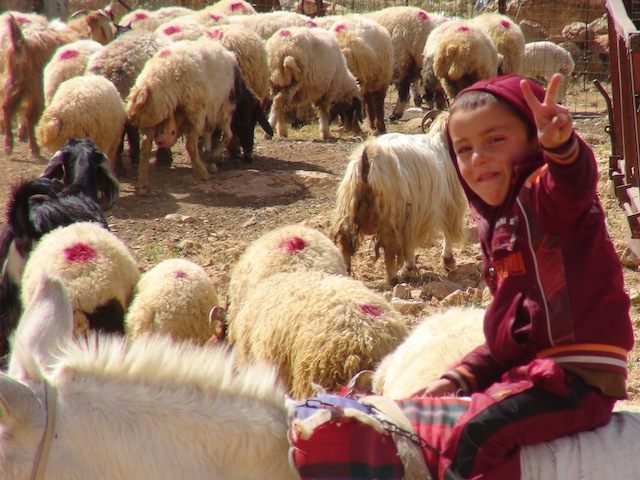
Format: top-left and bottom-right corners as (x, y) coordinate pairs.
(289, 394), (470, 480)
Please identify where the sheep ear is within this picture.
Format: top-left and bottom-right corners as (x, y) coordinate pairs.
(7, 15), (24, 51)
(283, 56), (302, 81)
(41, 148), (66, 180)
(93, 150), (120, 210)
(8, 273), (73, 381)
(360, 148), (370, 184)
(127, 86), (149, 119)
(0, 374), (42, 431)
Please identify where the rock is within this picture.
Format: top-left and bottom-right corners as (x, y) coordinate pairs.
(519, 19), (549, 42)
(391, 298), (427, 316)
(392, 283), (413, 300)
(447, 262), (482, 284)
(243, 217), (257, 227)
(481, 286), (493, 307)
(620, 247), (640, 268)
(420, 280), (462, 300)
(629, 288), (640, 306)
(442, 289), (469, 306)
(164, 213), (200, 223)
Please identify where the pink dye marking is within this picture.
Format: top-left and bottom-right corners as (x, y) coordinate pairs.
(417, 11), (429, 20)
(207, 29), (224, 40)
(134, 12), (149, 20)
(64, 243), (97, 263)
(500, 19), (511, 28)
(230, 1), (245, 10)
(333, 22), (347, 33)
(281, 236), (306, 252)
(279, 29), (291, 37)
(457, 25), (470, 32)
(16, 16), (32, 25)
(174, 270), (188, 279)
(359, 304), (382, 317)
(163, 25), (181, 35)
(307, 20), (317, 27)
(159, 49), (171, 58)
(209, 13), (221, 20)
(60, 49), (80, 60)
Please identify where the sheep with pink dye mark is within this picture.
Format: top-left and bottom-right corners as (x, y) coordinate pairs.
(125, 258), (220, 345)
(226, 223), (348, 322)
(119, 6), (193, 32)
(227, 11), (317, 40)
(20, 222), (140, 339)
(470, 13), (525, 75)
(205, 0), (257, 16)
(229, 269), (408, 398)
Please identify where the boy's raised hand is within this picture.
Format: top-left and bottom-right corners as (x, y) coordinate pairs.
(521, 73), (573, 150)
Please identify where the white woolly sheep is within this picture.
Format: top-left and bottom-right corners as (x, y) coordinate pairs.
(155, 16), (208, 42)
(364, 6), (438, 121)
(1, 14), (80, 156)
(119, 6), (193, 32)
(36, 75), (126, 166)
(20, 221), (140, 338)
(206, 0), (257, 16)
(266, 26), (362, 140)
(86, 29), (171, 170)
(229, 270), (408, 398)
(422, 19), (500, 105)
(329, 15), (393, 135)
(470, 12), (525, 75)
(181, 9), (230, 29)
(372, 306), (485, 399)
(331, 112), (467, 286)
(205, 25), (270, 107)
(227, 223), (347, 321)
(227, 11), (317, 40)
(125, 258), (220, 345)
(126, 39), (238, 193)
(522, 41), (575, 103)
(43, 39), (103, 106)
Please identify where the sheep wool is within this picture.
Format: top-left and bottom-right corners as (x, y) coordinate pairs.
(230, 270), (408, 398)
(205, 25), (270, 106)
(227, 223), (347, 321)
(20, 222), (140, 335)
(329, 14), (393, 134)
(118, 9), (162, 32)
(155, 16), (208, 42)
(372, 306), (485, 399)
(227, 11), (317, 40)
(206, 0), (257, 16)
(470, 12), (525, 75)
(44, 39), (103, 106)
(126, 258), (219, 345)
(36, 74), (126, 165)
(126, 39), (238, 191)
(522, 41), (575, 103)
(266, 26), (361, 140)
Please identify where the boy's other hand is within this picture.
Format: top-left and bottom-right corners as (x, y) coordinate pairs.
(521, 73), (573, 150)
(410, 378), (459, 397)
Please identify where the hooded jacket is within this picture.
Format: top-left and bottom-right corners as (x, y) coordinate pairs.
(442, 74), (634, 398)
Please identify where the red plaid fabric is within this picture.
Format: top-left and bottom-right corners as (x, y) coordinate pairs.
(289, 395), (405, 480)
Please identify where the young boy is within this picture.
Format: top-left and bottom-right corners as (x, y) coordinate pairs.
(421, 73), (634, 479)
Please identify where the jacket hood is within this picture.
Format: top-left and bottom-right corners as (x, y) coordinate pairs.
(446, 74), (547, 218)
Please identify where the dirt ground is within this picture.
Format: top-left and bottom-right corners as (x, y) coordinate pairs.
(1, 93), (639, 402)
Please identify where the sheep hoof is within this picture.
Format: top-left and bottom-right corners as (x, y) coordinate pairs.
(443, 255), (456, 271)
(388, 276), (399, 287)
(263, 132), (273, 140)
(389, 112), (402, 122)
(155, 148), (173, 168)
(206, 163), (218, 174)
(242, 154), (254, 164)
(137, 185), (152, 196)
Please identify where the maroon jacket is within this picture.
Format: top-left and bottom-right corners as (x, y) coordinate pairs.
(443, 74), (634, 395)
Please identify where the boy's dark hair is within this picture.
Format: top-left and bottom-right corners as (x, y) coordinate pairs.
(449, 90), (537, 140)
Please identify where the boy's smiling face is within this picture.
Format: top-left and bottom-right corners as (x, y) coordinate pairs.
(449, 102), (538, 206)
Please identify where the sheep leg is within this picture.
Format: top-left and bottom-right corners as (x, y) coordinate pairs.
(383, 247), (400, 286)
(137, 131), (154, 194)
(363, 91), (376, 130)
(373, 89), (387, 135)
(389, 76), (410, 122)
(441, 237), (456, 271)
(185, 131), (210, 180)
(317, 103), (333, 141)
(23, 100), (41, 157)
(268, 93), (287, 138)
(2, 83), (23, 154)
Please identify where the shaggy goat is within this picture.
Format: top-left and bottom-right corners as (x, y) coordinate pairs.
(331, 113), (467, 286)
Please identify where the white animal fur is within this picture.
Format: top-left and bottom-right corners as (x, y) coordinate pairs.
(227, 11), (317, 40)
(227, 223), (347, 321)
(37, 74), (126, 163)
(372, 306), (485, 399)
(522, 41), (575, 103)
(470, 12), (525, 75)
(2, 275), (639, 479)
(229, 270), (407, 398)
(266, 26), (361, 140)
(126, 39), (238, 193)
(331, 113), (467, 285)
(125, 258), (219, 345)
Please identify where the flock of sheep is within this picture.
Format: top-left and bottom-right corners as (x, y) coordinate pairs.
(0, 0), (581, 401)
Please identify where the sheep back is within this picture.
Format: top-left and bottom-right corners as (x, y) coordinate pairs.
(231, 270), (408, 398)
(470, 12), (525, 75)
(206, 0), (257, 16)
(227, 223), (347, 321)
(126, 39), (237, 132)
(372, 306), (485, 399)
(229, 11), (316, 40)
(125, 258), (219, 344)
(20, 222), (140, 332)
(155, 17), (208, 42)
(44, 39), (103, 106)
(36, 75), (126, 163)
